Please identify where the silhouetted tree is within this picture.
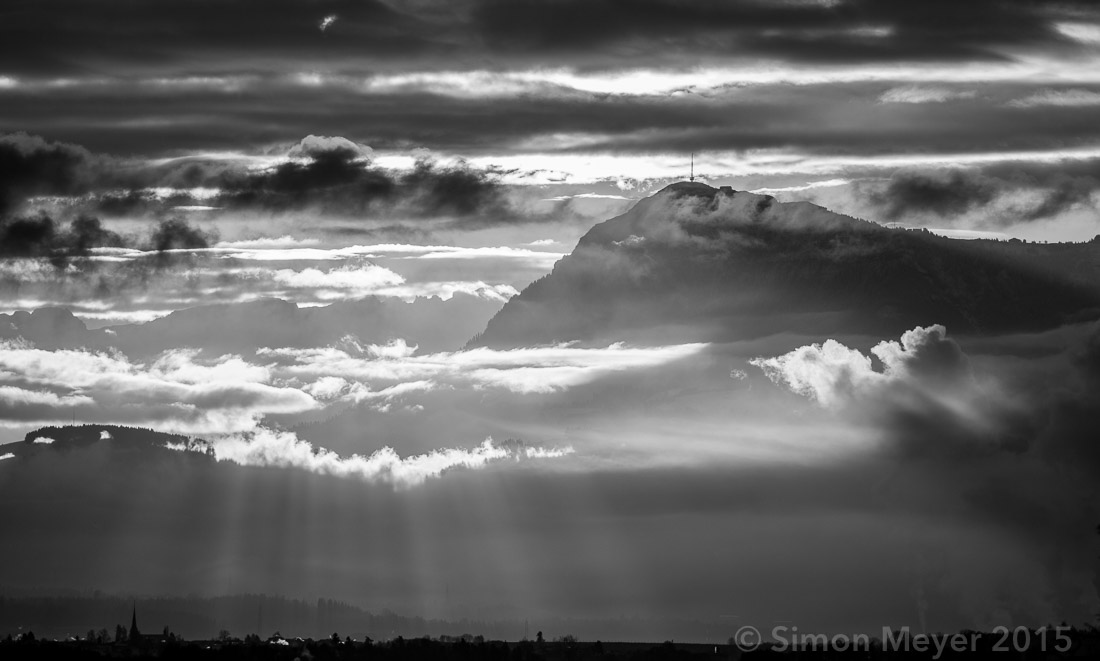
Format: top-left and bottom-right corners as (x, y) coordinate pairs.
(114, 624), (126, 642)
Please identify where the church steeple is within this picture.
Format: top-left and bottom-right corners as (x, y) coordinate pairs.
(130, 603), (140, 641)
(690, 153), (695, 182)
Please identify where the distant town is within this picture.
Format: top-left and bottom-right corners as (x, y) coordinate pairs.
(2, 597), (1097, 660)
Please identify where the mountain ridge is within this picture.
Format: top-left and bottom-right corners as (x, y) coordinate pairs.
(469, 182), (1100, 348)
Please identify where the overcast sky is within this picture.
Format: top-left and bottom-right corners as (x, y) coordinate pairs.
(3, 0), (1100, 240)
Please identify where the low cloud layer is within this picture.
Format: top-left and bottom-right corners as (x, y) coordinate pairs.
(0, 336), (706, 433)
(0, 238), (555, 325)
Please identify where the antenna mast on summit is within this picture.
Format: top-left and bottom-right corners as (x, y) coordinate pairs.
(690, 153), (694, 182)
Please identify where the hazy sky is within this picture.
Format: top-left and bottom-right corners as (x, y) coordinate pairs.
(2, 0), (1100, 643)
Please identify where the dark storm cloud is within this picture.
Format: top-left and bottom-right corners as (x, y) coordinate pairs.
(868, 160), (1100, 223)
(0, 213), (209, 262)
(0, 214), (124, 259)
(872, 171), (1000, 220)
(0, 132), (238, 215)
(0, 132), (219, 257)
(0, 132), (523, 227)
(210, 146), (516, 224)
(0, 133), (94, 215)
(149, 218), (215, 251)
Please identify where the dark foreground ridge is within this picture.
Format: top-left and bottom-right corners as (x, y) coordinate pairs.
(9, 424), (215, 459)
(470, 182), (1100, 348)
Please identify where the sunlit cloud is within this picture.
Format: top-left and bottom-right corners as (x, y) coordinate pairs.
(460, 145), (1100, 185)
(215, 236), (322, 250)
(1055, 22), (1100, 44)
(351, 59), (1100, 99)
(750, 178), (851, 194)
(263, 340), (709, 395)
(878, 85), (976, 104)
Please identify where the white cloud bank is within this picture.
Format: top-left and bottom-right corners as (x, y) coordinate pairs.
(0, 337), (707, 431)
(0, 336), (608, 486)
(215, 429), (573, 489)
(0, 340), (318, 434)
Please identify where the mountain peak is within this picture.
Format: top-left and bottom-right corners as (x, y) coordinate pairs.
(657, 181), (721, 196)
(471, 186), (1100, 348)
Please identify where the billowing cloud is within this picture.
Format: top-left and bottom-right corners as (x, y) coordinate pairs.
(752, 324), (969, 409)
(753, 322), (1100, 467)
(751, 324), (1040, 459)
(286, 134), (368, 160)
